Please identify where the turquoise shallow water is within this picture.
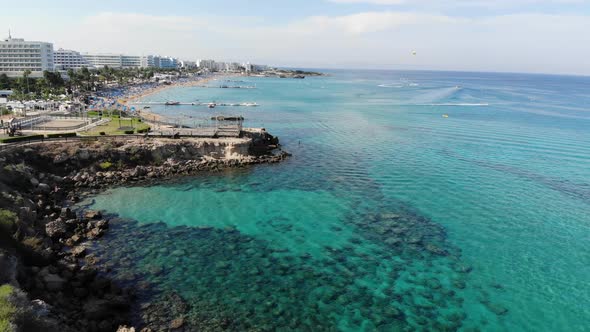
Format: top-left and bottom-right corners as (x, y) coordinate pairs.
(87, 70), (590, 331)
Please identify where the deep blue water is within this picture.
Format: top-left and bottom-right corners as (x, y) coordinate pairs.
(87, 70), (590, 331)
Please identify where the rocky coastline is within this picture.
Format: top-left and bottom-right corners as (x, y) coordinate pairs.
(0, 133), (289, 331)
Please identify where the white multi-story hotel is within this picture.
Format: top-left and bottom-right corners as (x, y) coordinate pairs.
(54, 48), (91, 70)
(0, 34), (55, 77)
(79, 53), (174, 69)
(180, 60), (197, 69)
(158, 56), (178, 69)
(81, 53), (126, 68)
(141, 55), (161, 68)
(198, 59), (216, 71)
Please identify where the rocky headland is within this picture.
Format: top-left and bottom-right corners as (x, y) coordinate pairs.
(0, 131), (289, 331)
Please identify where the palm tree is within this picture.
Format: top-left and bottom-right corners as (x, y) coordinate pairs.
(23, 69), (32, 95)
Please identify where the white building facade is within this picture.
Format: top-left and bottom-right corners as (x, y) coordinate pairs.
(141, 55), (161, 68)
(198, 59), (216, 71)
(0, 35), (54, 77)
(79, 53), (171, 69)
(158, 56), (178, 69)
(81, 53), (124, 68)
(54, 49), (91, 70)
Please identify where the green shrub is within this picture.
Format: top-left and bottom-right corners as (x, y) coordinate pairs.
(46, 132), (77, 139)
(136, 127), (150, 134)
(124, 130), (135, 135)
(99, 161), (113, 170)
(0, 135), (44, 143)
(99, 132), (106, 136)
(0, 209), (17, 234)
(0, 284), (16, 332)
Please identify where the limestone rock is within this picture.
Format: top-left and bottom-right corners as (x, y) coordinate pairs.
(71, 246), (87, 258)
(31, 299), (52, 317)
(170, 317), (184, 329)
(84, 210), (103, 220)
(37, 183), (51, 193)
(45, 219), (68, 238)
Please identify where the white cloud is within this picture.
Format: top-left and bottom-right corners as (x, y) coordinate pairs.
(292, 12), (460, 34)
(83, 12), (204, 32)
(3, 10), (589, 74)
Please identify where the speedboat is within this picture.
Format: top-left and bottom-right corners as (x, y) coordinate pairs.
(208, 103), (217, 109)
(165, 101), (180, 106)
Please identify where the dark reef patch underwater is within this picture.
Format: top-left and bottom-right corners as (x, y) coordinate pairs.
(87, 197), (502, 331)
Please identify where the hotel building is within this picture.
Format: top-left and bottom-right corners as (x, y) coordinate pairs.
(0, 35), (55, 77)
(158, 56), (178, 69)
(75, 53), (178, 69)
(54, 49), (91, 70)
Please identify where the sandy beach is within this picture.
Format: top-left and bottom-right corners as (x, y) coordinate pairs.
(121, 74), (232, 123)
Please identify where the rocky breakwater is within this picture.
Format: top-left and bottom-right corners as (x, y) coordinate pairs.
(61, 135), (290, 190)
(0, 134), (289, 331)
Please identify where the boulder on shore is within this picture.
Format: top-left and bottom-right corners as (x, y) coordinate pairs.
(45, 219), (68, 238)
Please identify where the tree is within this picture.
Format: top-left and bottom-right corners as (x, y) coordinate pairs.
(36, 78), (50, 96)
(23, 69), (32, 94)
(43, 70), (65, 89)
(0, 74), (10, 90)
(80, 67), (91, 91)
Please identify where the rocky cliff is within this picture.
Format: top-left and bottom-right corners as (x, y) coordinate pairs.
(0, 136), (289, 331)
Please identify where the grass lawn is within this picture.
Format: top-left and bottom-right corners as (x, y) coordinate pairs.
(0, 284), (16, 332)
(80, 118), (150, 136)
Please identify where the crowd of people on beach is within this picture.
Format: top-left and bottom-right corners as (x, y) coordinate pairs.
(87, 74), (216, 116)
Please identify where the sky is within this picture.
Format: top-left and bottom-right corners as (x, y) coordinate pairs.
(2, 0), (590, 75)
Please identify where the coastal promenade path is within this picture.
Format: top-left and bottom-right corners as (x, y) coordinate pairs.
(148, 124), (241, 138)
(0, 126), (243, 153)
(0, 135), (142, 153)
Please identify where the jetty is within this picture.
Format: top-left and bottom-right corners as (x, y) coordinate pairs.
(195, 85), (256, 89)
(139, 112), (245, 138)
(132, 101), (259, 107)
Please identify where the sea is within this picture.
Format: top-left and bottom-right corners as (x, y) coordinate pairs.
(84, 70), (590, 331)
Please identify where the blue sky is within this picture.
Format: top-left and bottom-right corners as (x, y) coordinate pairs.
(3, 0), (590, 74)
